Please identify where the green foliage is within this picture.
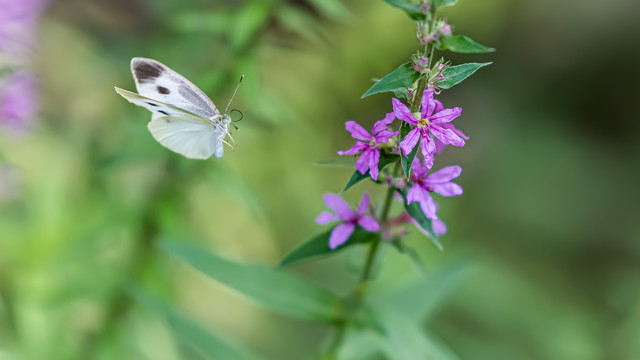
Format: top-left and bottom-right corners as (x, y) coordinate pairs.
(306, 0), (352, 21)
(361, 62), (419, 99)
(396, 188), (440, 248)
(437, 35), (495, 53)
(130, 288), (265, 360)
(439, 62), (492, 89)
(400, 122), (421, 178)
(279, 226), (379, 267)
(381, 0), (428, 20)
(343, 152), (399, 192)
(432, 0), (459, 10)
(161, 241), (342, 322)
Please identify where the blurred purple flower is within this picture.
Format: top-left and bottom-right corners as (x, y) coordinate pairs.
(392, 89), (464, 168)
(337, 113), (398, 181)
(316, 193), (380, 249)
(407, 158), (463, 219)
(0, 71), (38, 131)
(0, 0), (49, 56)
(431, 99), (469, 153)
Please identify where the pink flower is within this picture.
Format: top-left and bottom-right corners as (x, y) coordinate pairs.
(430, 99), (469, 153)
(392, 89), (464, 167)
(316, 193), (380, 249)
(407, 158), (463, 219)
(337, 113), (398, 181)
(441, 25), (452, 36)
(0, 71), (38, 132)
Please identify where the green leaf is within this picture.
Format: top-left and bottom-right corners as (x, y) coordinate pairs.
(230, 2), (272, 51)
(382, 0), (429, 20)
(432, 0), (459, 10)
(396, 188), (440, 248)
(400, 122), (420, 178)
(437, 35), (495, 53)
(372, 262), (473, 320)
(439, 62), (492, 89)
(343, 152), (399, 192)
(170, 11), (231, 34)
(377, 315), (460, 360)
(362, 62), (419, 99)
(279, 227), (379, 267)
(161, 241), (342, 322)
(130, 288), (265, 360)
(307, 0), (351, 21)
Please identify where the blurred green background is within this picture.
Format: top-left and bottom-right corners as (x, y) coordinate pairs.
(1, 0), (639, 359)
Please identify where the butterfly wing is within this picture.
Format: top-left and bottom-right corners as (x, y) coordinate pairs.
(130, 57), (219, 119)
(115, 87), (202, 119)
(147, 115), (224, 160)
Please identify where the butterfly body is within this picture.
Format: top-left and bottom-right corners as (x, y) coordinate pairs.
(115, 57), (233, 159)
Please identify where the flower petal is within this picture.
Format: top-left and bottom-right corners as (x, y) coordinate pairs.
(426, 165), (462, 183)
(407, 185), (437, 219)
(420, 132), (436, 159)
(354, 148), (373, 175)
(316, 211), (338, 224)
(359, 216), (380, 232)
(337, 141), (368, 155)
(356, 193), (371, 216)
(420, 89), (436, 119)
(374, 130), (399, 143)
(430, 107), (462, 124)
(329, 223), (355, 249)
(345, 120), (372, 141)
(431, 182), (463, 197)
(323, 193), (353, 219)
(434, 99), (443, 113)
(431, 125), (465, 147)
(368, 148), (381, 181)
(411, 157), (429, 178)
(392, 98), (417, 125)
(372, 112), (396, 135)
(400, 127), (420, 156)
(432, 218), (447, 235)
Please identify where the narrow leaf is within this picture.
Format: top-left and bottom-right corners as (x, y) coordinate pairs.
(439, 62), (492, 89)
(377, 315), (460, 360)
(400, 122), (420, 178)
(130, 288), (265, 360)
(343, 152), (399, 192)
(161, 241), (342, 322)
(279, 227), (379, 267)
(362, 62), (419, 99)
(396, 188), (440, 248)
(382, 0), (428, 20)
(432, 0), (458, 10)
(437, 35), (495, 53)
(307, 0), (351, 21)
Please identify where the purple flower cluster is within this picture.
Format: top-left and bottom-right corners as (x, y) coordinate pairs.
(318, 88), (467, 248)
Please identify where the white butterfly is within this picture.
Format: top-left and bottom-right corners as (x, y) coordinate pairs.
(115, 57), (241, 159)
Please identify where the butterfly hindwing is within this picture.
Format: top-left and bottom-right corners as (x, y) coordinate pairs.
(130, 57), (219, 119)
(147, 115), (225, 160)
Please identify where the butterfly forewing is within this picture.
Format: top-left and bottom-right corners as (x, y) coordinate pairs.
(130, 57), (219, 119)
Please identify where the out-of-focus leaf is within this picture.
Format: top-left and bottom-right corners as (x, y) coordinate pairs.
(377, 315), (459, 360)
(130, 288), (265, 360)
(279, 226), (379, 267)
(432, 0), (459, 10)
(161, 241), (341, 322)
(390, 238), (426, 275)
(439, 62), (492, 89)
(307, 0), (351, 21)
(400, 122), (420, 178)
(170, 11), (231, 34)
(362, 62), (419, 98)
(276, 6), (324, 45)
(437, 35), (495, 53)
(372, 261), (473, 320)
(230, 2), (273, 51)
(382, 0), (428, 20)
(395, 188), (439, 247)
(337, 327), (382, 360)
(343, 152), (399, 192)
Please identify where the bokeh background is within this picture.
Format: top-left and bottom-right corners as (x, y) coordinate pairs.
(1, 0), (639, 359)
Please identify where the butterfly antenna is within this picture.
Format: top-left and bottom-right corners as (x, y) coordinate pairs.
(225, 75), (244, 114)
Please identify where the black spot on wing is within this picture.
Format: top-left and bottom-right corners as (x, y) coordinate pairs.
(134, 62), (163, 83)
(146, 102), (158, 107)
(158, 110), (169, 116)
(157, 86), (170, 94)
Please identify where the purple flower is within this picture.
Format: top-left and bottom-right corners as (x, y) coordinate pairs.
(0, 71), (38, 132)
(407, 158), (463, 219)
(337, 113), (398, 181)
(430, 99), (469, 153)
(441, 25), (452, 36)
(316, 193), (380, 249)
(392, 89), (464, 167)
